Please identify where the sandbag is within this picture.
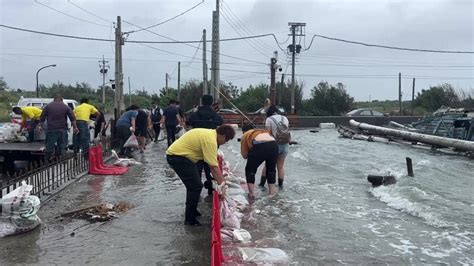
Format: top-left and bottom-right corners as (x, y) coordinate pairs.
(220, 200), (240, 229)
(123, 134), (139, 149)
(239, 247), (289, 264)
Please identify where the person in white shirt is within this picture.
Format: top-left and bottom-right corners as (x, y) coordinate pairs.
(259, 105), (290, 189)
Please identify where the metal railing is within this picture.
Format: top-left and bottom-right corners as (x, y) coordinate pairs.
(0, 137), (118, 200)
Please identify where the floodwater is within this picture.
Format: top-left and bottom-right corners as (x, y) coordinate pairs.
(0, 129), (473, 265)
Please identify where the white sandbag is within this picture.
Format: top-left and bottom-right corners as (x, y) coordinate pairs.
(1, 181), (33, 215)
(220, 200), (240, 229)
(176, 127), (186, 139)
(231, 194), (249, 206)
(227, 187), (246, 196)
(0, 216), (42, 238)
(233, 228), (251, 242)
(319, 122), (335, 129)
(123, 134), (139, 149)
(239, 247), (289, 264)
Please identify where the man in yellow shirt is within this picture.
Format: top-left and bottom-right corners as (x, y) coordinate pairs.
(12, 106), (43, 142)
(73, 98), (100, 153)
(166, 124), (235, 226)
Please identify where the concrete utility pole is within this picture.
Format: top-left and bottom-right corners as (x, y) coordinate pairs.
(202, 29), (208, 95)
(270, 51), (279, 105)
(279, 73), (285, 105)
(99, 55), (109, 105)
(165, 73), (169, 90)
(399, 72), (402, 116)
(210, 0), (220, 102)
(288, 22), (306, 114)
(177, 61), (181, 101)
(114, 16), (125, 118)
(128, 76), (131, 106)
(412, 78), (416, 115)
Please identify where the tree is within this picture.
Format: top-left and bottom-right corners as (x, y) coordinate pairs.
(233, 83), (269, 112)
(158, 87), (178, 107)
(305, 81), (354, 116)
(0, 77), (8, 91)
(414, 84), (460, 112)
(178, 80), (203, 112)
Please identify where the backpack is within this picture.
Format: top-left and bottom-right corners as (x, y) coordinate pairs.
(269, 116), (291, 144)
(151, 108), (162, 122)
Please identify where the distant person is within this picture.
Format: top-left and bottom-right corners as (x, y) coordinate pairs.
(150, 103), (163, 142)
(73, 98), (100, 153)
(166, 124), (236, 226)
(135, 108), (151, 153)
(115, 105), (139, 157)
(161, 100), (182, 147)
(240, 124), (279, 200)
(259, 105), (291, 189)
(187, 94), (224, 195)
(175, 100), (185, 127)
(12, 106), (43, 142)
(93, 108), (107, 144)
(38, 95), (78, 160)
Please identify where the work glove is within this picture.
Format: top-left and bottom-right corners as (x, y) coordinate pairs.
(212, 180), (228, 196)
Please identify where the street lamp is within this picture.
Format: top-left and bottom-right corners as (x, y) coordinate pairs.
(36, 64), (57, 97)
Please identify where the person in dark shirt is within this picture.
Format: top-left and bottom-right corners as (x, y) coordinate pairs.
(135, 109), (150, 153)
(116, 105), (139, 157)
(160, 100), (182, 147)
(150, 103), (162, 142)
(175, 100), (185, 127)
(93, 109), (107, 147)
(187, 95), (224, 195)
(39, 95), (79, 161)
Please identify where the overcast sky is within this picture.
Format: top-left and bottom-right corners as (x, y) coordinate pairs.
(1, 0), (473, 101)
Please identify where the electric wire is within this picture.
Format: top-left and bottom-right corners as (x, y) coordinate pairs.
(306, 33), (474, 54)
(67, 0), (114, 24)
(220, 9), (269, 59)
(124, 0), (205, 34)
(33, 0), (110, 28)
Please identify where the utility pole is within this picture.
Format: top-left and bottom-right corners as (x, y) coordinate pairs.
(399, 72), (402, 116)
(165, 73), (169, 90)
(288, 22), (305, 114)
(177, 61), (181, 101)
(128, 76), (131, 106)
(202, 29), (208, 95)
(412, 78), (416, 115)
(99, 55), (109, 105)
(114, 16), (125, 118)
(211, 0), (220, 102)
(279, 73), (285, 105)
(270, 51), (280, 105)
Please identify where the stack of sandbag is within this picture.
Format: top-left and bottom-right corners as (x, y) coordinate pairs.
(0, 123), (24, 143)
(0, 181), (41, 237)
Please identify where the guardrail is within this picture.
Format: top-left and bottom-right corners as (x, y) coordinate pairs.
(0, 137), (116, 201)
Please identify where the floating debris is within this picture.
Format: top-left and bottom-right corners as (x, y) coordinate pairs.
(60, 202), (134, 222)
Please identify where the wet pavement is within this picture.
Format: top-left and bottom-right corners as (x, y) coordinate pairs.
(0, 141), (211, 265)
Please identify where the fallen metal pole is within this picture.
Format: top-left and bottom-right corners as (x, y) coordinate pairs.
(350, 120), (474, 152)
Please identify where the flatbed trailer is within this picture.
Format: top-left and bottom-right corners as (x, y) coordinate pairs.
(0, 142), (46, 176)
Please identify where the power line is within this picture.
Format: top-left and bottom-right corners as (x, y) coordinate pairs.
(124, 0), (205, 34)
(33, 0), (110, 28)
(0, 24), (285, 46)
(306, 33), (474, 54)
(67, 0), (113, 24)
(122, 20), (268, 65)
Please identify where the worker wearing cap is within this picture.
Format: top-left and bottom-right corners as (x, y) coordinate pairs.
(12, 106), (43, 142)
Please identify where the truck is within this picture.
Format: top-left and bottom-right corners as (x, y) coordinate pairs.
(0, 97), (80, 177)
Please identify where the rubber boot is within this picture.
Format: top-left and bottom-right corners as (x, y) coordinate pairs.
(278, 179), (284, 189)
(258, 176), (267, 187)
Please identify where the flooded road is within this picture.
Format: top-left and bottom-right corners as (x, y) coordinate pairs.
(1, 129), (473, 265)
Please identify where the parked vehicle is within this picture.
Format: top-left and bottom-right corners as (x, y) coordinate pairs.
(346, 108), (386, 117)
(11, 97), (78, 124)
